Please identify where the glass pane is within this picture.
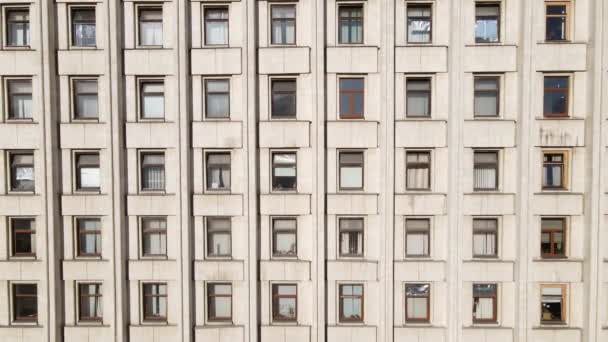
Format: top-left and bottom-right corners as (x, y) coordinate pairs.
(277, 297), (296, 319)
(206, 79), (229, 92)
(206, 94), (230, 118)
(474, 167), (496, 189)
(143, 232), (166, 255)
(342, 297), (362, 320)
(208, 231), (231, 256)
(474, 92), (498, 116)
(73, 22), (96, 46)
(142, 94), (165, 118)
(407, 92), (430, 116)
(406, 233), (428, 256)
(340, 166), (363, 189)
(541, 219), (564, 231)
(475, 19), (498, 43)
(474, 297), (494, 320)
(142, 154), (164, 165)
(274, 231), (297, 255)
(205, 8), (228, 20)
(14, 231), (34, 254)
(9, 94), (33, 119)
(210, 296), (231, 318)
(272, 6), (295, 19)
(543, 90), (567, 115)
(407, 166), (429, 189)
(543, 165), (563, 187)
(407, 19), (431, 43)
(79, 166), (100, 188)
(142, 166), (164, 190)
(339, 152), (363, 164)
(406, 219), (429, 231)
(206, 21), (228, 45)
(407, 297), (428, 319)
(140, 21), (163, 46)
(474, 152), (497, 163)
(406, 284), (430, 296)
(76, 94), (98, 118)
(546, 16), (566, 40)
(271, 88), (296, 117)
(340, 78), (364, 91)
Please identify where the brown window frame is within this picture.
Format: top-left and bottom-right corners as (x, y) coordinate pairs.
(142, 283), (167, 321)
(272, 283), (298, 322)
(540, 284), (567, 323)
(10, 217), (35, 257)
(473, 76), (500, 117)
(78, 283), (102, 322)
(473, 150), (499, 191)
(542, 152), (567, 190)
(472, 218), (498, 258)
(338, 284), (364, 322)
(339, 77), (364, 119)
(338, 217), (364, 258)
(141, 216), (167, 258)
(271, 217), (297, 258)
(406, 151), (431, 190)
(207, 283), (232, 322)
(472, 283), (497, 324)
(541, 217), (566, 259)
(12, 283), (37, 322)
(405, 283), (430, 323)
(543, 75), (569, 117)
(545, 1), (570, 42)
(76, 217), (102, 257)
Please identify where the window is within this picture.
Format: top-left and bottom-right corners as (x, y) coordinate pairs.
(205, 79), (230, 118)
(407, 4), (432, 43)
(206, 218), (231, 257)
(204, 8), (228, 45)
(545, 2), (569, 41)
(405, 218), (430, 257)
(339, 284), (363, 322)
(142, 283), (167, 321)
(472, 218), (498, 258)
(140, 80), (165, 119)
(76, 218), (101, 257)
(405, 283), (430, 323)
(338, 5), (363, 44)
(140, 152), (165, 191)
(71, 8), (96, 47)
(75, 152), (100, 191)
(474, 76), (499, 117)
(472, 283), (497, 323)
(338, 151), (364, 190)
(339, 217), (363, 257)
(206, 153), (231, 190)
(12, 284), (37, 322)
(339, 78), (364, 119)
(272, 218), (297, 257)
(475, 3), (500, 43)
(6, 9), (30, 47)
(9, 152), (34, 192)
(543, 76), (569, 117)
(406, 151), (430, 190)
(10, 218), (35, 257)
(141, 217), (167, 257)
(543, 152), (566, 189)
(406, 78), (431, 117)
(272, 152), (297, 191)
(271, 79), (296, 118)
(138, 7), (162, 46)
(207, 283), (232, 321)
(78, 283), (102, 322)
(541, 284), (566, 323)
(473, 151), (498, 191)
(7, 79), (32, 120)
(271, 5), (295, 45)
(272, 284), (297, 321)
(73, 79), (98, 119)
(541, 218), (566, 258)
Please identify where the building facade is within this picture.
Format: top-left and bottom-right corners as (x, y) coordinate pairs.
(0, 0), (607, 342)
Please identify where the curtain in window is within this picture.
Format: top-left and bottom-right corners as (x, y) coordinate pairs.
(139, 10), (163, 46)
(475, 6), (499, 42)
(474, 297), (494, 319)
(474, 78), (498, 116)
(209, 285), (231, 318)
(75, 81), (98, 118)
(406, 153), (430, 189)
(208, 219), (231, 256)
(145, 284), (166, 317)
(339, 153), (363, 189)
(205, 9), (228, 45)
(207, 153), (230, 189)
(406, 219), (429, 256)
(543, 165), (562, 187)
(406, 80), (430, 116)
(205, 80), (229, 117)
(80, 284), (102, 319)
(9, 80), (32, 119)
(142, 83), (164, 119)
(340, 231), (362, 255)
(73, 10), (96, 46)
(474, 167), (496, 189)
(143, 218), (166, 255)
(271, 6), (295, 44)
(79, 219), (101, 254)
(407, 297), (427, 319)
(7, 11), (30, 46)
(78, 154), (100, 188)
(473, 233), (496, 256)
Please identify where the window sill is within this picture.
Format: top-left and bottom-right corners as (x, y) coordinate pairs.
(72, 190), (102, 195)
(4, 119), (35, 124)
(269, 321), (299, 326)
(532, 324), (576, 330)
(70, 118), (102, 123)
(67, 258), (109, 262)
(137, 191), (169, 195)
(532, 258), (582, 263)
(465, 258), (511, 263)
(6, 191), (36, 196)
(67, 46), (99, 50)
(2, 46), (33, 51)
(139, 256), (170, 261)
(7, 256), (38, 261)
(9, 321), (40, 326)
(466, 42), (513, 47)
(402, 322), (433, 327)
(204, 189), (233, 194)
(200, 45), (231, 49)
(133, 46), (166, 50)
(204, 256), (234, 261)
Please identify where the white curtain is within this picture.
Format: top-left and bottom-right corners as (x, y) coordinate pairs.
(407, 297), (428, 319)
(474, 298), (494, 319)
(474, 167), (496, 189)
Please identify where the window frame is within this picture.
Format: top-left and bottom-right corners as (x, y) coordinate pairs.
(137, 5), (163, 48)
(540, 283), (567, 324)
(139, 150), (166, 192)
(405, 150), (431, 191)
(338, 150), (364, 191)
(338, 76), (365, 119)
(11, 283), (37, 323)
(473, 150), (499, 191)
(9, 217), (35, 258)
(5, 77), (33, 121)
(474, 2), (501, 43)
(142, 282), (167, 322)
(4, 7), (30, 48)
(77, 282), (103, 323)
(271, 151), (297, 192)
(7, 150), (35, 193)
(203, 6), (229, 46)
(71, 77), (99, 121)
(338, 283), (364, 323)
(69, 6), (97, 48)
(545, 1), (570, 42)
(73, 151), (101, 192)
(205, 217), (232, 259)
(472, 217), (499, 258)
(270, 78), (297, 119)
(543, 75), (570, 118)
(405, 217), (431, 258)
(405, 283), (431, 323)
(337, 4), (364, 45)
(540, 217), (567, 259)
(542, 151), (568, 190)
(140, 216), (168, 258)
(405, 77), (432, 118)
(204, 78), (230, 119)
(207, 282), (232, 322)
(138, 78), (165, 121)
(205, 151), (231, 192)
(406, 3), (433, 44)
(272, 283), (298, 322)
(75, 217), (102, 258)
(270, 4), (296, 45)
(338, 216), (364, 258)
(271, 217), (298, 258)
(473, 75), (500, 117)
(472, 283), (498, 324)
